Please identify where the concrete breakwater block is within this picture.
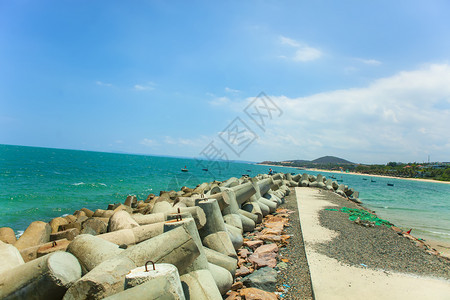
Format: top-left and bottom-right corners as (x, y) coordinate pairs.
(37, 238), (70, 258)
(163, 217), (234, 295)
(103, 276), (185, 300)
(14, 221), (51, 250)
(50, 228), (79, 241)
(108, 210), (139, 232)
(0, 240), (24, 275)
(66, 234), (124, 274)
(64, 226), (200, 299)
(124, 263), (185, 298)
(0, 251), (82, 300)
(180, 269), (223, 300)
(97, 222), (165, 245)
(0, 227), (17, 244)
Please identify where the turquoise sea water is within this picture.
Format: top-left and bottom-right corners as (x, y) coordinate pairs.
(1, 144), (449, 244)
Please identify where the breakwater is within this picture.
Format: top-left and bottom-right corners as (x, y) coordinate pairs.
(0, 172), (361, 299)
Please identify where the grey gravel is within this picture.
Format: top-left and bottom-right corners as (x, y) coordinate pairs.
(315, 190), (450, 279)
(276, 188), (314, 300)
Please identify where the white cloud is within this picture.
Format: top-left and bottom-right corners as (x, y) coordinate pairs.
(209, 96), (231, 106)
(134, 82), (156, 91)
(279, 35), (322, 62)
(293, 46), (322, 62)
(279, 36), (300, 47)
(96, 81), (112, 87)
(225, 87), (240, 93)
(140, 138), (158, 147)
(250, 64), (450, 163)
(356, 58), (382, 65)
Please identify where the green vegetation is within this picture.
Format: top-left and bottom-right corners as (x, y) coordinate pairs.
(260, 157), (450, 182)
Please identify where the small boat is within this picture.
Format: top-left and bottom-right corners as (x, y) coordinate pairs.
(387, 183), (394, 186)
(362, 178), (368, 181)
(246, 169), (251, 172)
(181, 166), (188, 172)
(371, 179), (376, 183)
(202, 168), (208, 171)
(331, 176), (337, 179)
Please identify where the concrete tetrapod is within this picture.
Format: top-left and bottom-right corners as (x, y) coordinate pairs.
(0, 240), (25, 275)
(180, 269), (223, 300)
(197, 198), (237, 258)
(163, 218), (233, 295)
(66, 234), (124, 274)
(104, 276), (183, 300)
(241, 201), (263, 223)
(121, 263), (185, 299)
(64, 225), (200, 300)
(14, 221), (51, 250)
(132, 212), (166, 225)
(97, 222), (165, 245)
(300, 173), (309, 187)
(0, 251), (82, 300)
(0, 227), (17, 244)
(107, 210), (139, 232)
(225, 223), (244, 250)
(221, 187), (255, 232)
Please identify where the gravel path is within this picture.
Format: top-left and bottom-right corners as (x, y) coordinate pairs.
(314, 190), (450, 279)
(277, 188), (314, 299)
(277, 187), (450, 299)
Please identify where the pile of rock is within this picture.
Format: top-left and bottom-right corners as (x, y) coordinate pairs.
(225, 208), (294, 299)
(0, 173), (292, 299)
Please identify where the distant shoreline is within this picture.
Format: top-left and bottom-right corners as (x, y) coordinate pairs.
(258, 163), (450, 185)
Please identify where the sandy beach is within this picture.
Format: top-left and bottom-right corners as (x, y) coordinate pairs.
(258, 163), (450, 184)
(304, 168), (450, 185)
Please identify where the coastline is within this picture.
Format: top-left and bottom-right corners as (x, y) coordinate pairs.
(305, 167), (450, 185)
(258, 163), (450, 184)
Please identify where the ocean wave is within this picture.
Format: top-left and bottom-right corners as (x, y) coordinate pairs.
(72, 182), (85, 186)
(15, 230), (24, 238)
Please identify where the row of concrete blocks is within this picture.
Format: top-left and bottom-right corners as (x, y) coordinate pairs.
(0, 173), (291, 299)
(283, 173), (360, 203)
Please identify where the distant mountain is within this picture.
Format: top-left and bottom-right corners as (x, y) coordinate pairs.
(311, 156), (353, 164)
(258, 156), (354, 166)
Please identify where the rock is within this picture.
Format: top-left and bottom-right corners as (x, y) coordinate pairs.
(14, 221), (51, 250)
(231, 281), (244, 291)
(242, 266), (277, 292)
(240, 288), (277, 300)
(247, 252), (277, 268)
(238, 248), (251, 258)
(254, 243), (278, 255)
(235, 266), (252, 277)
(0, 227), (17, 244)
(243, 240), (263, 250)
(225, 291), (241, 300)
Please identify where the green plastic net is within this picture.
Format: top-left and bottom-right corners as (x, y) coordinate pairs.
(325, 207), (393, 227)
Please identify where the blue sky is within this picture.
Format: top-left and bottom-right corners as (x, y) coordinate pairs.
(1, 1), (450, 164)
